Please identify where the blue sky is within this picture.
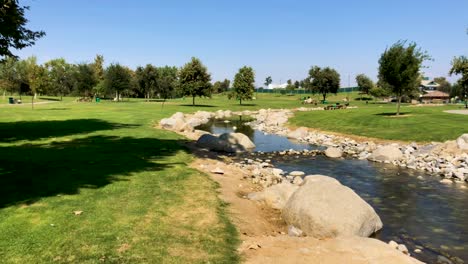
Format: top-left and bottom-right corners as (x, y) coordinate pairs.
(16, 0), (468, 86)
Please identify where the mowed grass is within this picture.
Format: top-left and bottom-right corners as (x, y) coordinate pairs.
(290, 103), (468, 142)
(0, 99), (243, 263)
(0, 93), (465, 263)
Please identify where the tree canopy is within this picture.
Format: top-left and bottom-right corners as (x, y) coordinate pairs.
(232, 66), (255, 105)
(355, 74), (374, 94)
(177, 57), (212, 105)
(104, 63), (132, 101)
(0, 0), (45, 60)
(378, 41), (430, 115)
(264, 76), (272, 88)
(308, 66), (340, 102)
(449, 56), (468, 108)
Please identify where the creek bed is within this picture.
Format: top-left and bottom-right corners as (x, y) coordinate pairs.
(197, 118), (468, 263)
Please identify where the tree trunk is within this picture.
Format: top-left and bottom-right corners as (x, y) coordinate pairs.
(31, 95), (34, 110)
(239, 98), (242, 105)
(192, 96), (195, 106)
(322, 93), (326, 103)
(116, 91), (119, 102)
(396, 95), (402, 116)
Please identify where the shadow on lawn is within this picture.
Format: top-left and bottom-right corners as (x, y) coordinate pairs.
(0, 134), (186, 208)
(179, 104), (217, 108)
(374, 112), (410, 116)
(0, 119), (137, 143)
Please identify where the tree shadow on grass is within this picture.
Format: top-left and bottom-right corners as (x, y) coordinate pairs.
(237, 104), (257, 107)
(39, 97), (61, 101)
(374, 112), (410, 116)
(179, 104), (217, 108)
(0, 119), (138, 143)
(0, 135), (186, 208)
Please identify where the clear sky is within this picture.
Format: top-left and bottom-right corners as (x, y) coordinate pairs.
(16, 0), (468, 87)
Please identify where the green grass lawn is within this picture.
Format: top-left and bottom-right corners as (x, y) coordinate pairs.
(0, 93), (466, 263)
(290, 103), (468, 142)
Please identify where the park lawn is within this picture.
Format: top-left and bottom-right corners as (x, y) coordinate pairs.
(0, 100), (241, 263)
(290, 103), (468, 142)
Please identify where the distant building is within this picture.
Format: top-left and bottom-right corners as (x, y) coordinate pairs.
(266, 83), (288, 89)
(419, 77), (440, 91)
(420, 90), (449, 104)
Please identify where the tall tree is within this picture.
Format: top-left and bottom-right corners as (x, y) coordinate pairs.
(0, 0), (45, 60)
(44, 58), (74, 100)
(156, 65), (178, 100)
(294, 80), (300, 89)
(308, 66), (340, 102)
(24, 56), (49, 108)
(449, 56), (468, 108)
(0, 56), (19, 96)
(378, 41), (430, 115)
(135, 64), (158, 101)
(355, 74), (374, 95)
(264, 76), (272, 88)
(232, 66), (255, 105)
(104, 63), (132, 101)
(73, 63), (97, 97)
(433, 77), (451, 94)
(178, 57), (211, 106)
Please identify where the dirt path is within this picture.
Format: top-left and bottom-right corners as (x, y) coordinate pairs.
(444, 109), (468, 115)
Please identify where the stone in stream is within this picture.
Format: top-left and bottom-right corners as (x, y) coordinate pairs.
(369, 145), (403, 162)
(282, 175), (383, 238)
(289, 171), (305, 177)
(324, 147), (343, 158)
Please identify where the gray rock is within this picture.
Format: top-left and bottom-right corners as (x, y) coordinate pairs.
(288, 225), (303, 237)
(282, 175), (383, 238)
(456, 134), (468, 150)
(219, 132), (256, 151)
(248, 182), (299, 210)
(324, 147), (343, 158)
(288, 127), (309, 140)
(289, 171), (305, 177)
(369, 145), (403, 162)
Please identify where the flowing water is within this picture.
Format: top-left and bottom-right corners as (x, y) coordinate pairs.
(197, 119), (468, 263)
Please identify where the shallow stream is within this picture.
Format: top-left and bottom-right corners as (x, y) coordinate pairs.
(197, 118), (468, 263)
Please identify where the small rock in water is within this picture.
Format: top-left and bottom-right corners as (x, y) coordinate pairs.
(397, 244), (409, 255)
(437, 255), (453, 264)
(388, 240), (398, 249)
(440, 179), (453, 184)
(414, 249), (422, 253)
(289, 171), (305, 177)
(211, 168), (224, 174)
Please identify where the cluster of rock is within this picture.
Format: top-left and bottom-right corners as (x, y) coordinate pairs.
(247, 108), (468, 183)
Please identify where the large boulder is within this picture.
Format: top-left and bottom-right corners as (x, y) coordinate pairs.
(196, 134), (230, 152)
(288, 127), (309, 140)
(369, 145), (403, 162)
(160, 117), (186, 132)
(324, 147), (343, 158)
(282, 175), (383, 238)
(196, 133), (255, 153)
(456, 134), (468, 150)
(247, 182), (299, 210)
(219, 133), (255, 151)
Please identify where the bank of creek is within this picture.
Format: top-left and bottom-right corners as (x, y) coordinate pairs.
(161, 109), (468, 264)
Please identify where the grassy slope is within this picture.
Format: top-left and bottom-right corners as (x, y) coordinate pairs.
(0, 93), (466, 262)
(0, 100), (239, 263)
(290, 103), (468, 142)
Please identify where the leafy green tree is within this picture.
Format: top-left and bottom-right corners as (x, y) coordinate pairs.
(0, 56), (20, 96)
(433, 77), (451, 94)
(378, 41), (430, 115)
(44, 58), (74, 100)
(232, 66), (255, 105)
(212, 79), (230, 94)
(356, 74), (374, 95)
(156, 65), (178, 100)
(104, 63), (132, 101)
(178, 57), (212, 105)
(264, 76), (272, 88)
(308, 66), (340, 102)
(73, 63), (97, 97)
(0, 0), (45, 60)
(294, 80), (300, 89)
(449, 56), (468, 108)
(135, 64), (158, 100)
(369, 86), (391, 100)
(92, 54), (105, 82)
(286, 79), (295, 92)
